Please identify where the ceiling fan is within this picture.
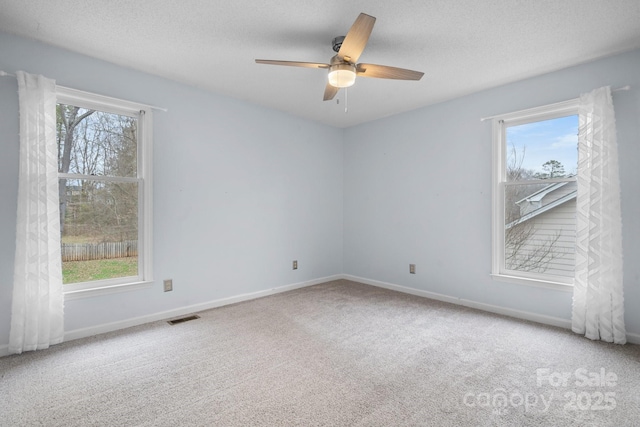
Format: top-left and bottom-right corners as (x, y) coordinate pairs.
(255, 13), (424, 101)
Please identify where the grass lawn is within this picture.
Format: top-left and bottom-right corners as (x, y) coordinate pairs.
(62, 257), (138, 284)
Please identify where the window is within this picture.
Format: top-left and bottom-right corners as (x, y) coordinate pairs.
(56, 87), (153, 298)
(491, 100), (578, 289)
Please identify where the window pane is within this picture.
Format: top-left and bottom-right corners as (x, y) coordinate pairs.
(60, 178), (138, 284)
(504, 181), (576, 277)
(506, 115), (578, 181)
(56, 104), (137, 177)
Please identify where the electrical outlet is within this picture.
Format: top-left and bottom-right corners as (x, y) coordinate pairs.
(164, 279), (173, 292)
(293, 260), (298, 270)
(409, 264), (416, 274)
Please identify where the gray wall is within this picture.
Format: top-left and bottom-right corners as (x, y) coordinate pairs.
(1, 30), (639, 350)
(0, 32), (344, 347)
(344, 49), (640, 335)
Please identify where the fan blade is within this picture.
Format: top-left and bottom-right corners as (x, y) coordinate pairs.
(323, 82), (339, 101)
(337, 13), (376, 63)
(356, 63), (424, 80)
(255, 60), (330, 69)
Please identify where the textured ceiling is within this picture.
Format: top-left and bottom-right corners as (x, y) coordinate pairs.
(1, 0), (640, 128)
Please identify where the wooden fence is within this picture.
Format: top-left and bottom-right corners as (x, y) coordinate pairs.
(61, 240), (138, 261)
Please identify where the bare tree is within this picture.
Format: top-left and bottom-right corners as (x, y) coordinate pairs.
(505, 219), (562, 273)
(57, 106), (138, 242)
(57, 105), (95, 234)
(504, 145), (565, 273)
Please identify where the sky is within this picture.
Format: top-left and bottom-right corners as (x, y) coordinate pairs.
(506, 115), (578, 177)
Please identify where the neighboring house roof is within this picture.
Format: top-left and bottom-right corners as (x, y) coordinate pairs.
(515, 180), (571, 205)
(506, 179), (577, 229)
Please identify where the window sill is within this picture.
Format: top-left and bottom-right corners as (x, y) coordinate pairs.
(64, 280), (153, 300)
(491, 273), (574, 292)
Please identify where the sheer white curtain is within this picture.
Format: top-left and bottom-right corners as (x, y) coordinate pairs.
(571, 86), (626, 344)
(9, 71), (65, 354)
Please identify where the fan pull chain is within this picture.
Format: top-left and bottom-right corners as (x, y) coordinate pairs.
(344, 88), (348, 113)
(335, 90), (348, 113)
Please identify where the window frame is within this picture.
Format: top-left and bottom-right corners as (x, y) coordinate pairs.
(491, 99), (579, 291)
(56, 87), (153, 299)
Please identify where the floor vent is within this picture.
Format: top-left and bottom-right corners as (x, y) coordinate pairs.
(167, 315), (200, 325)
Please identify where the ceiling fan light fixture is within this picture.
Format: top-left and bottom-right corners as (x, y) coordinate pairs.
(256, 13), (423, 101)
(328, 63), (356, 88)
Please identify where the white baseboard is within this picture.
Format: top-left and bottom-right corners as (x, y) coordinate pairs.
(341, 274), (640, 344)
(62, 274), (341, 344)
(626, 332), (640, 345)
(343, 274), (571, 327)
(0, 275), (339, 358)
(2, 273), (637, 357)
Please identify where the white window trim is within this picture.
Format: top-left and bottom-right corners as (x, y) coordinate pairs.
(56, 87), (153, 299)
(491, 98), (578, 291)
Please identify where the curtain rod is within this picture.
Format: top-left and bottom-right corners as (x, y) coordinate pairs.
(480, 85), (631, 122)
(1, 70), (168, 112)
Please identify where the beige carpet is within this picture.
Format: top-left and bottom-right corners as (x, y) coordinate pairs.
(1, 279), (639, 426)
